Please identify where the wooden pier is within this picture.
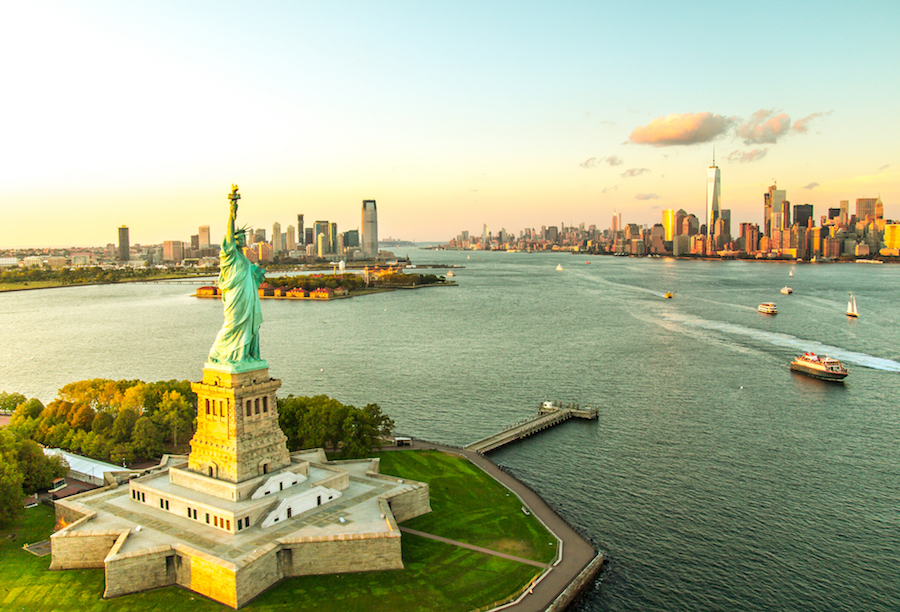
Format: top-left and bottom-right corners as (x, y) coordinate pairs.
(465, 401), (598, 454)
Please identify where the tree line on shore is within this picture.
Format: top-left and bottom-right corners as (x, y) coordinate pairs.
(0, 383), (395, 524)
(0, 266), (200, 286)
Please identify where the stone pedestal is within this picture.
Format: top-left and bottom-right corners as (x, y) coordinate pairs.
(188, 363), (290, 489)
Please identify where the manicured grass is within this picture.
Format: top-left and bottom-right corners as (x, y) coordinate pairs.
(0, 450), (550, 611)
(377, 450), (559, 564)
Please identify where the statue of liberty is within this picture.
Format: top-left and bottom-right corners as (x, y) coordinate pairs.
(207, 185), (267, 368)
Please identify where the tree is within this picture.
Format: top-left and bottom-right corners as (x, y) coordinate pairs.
(91, 411), (114, 435)
(110, 443), (135, 467)
(0, 429), (25, 526)
(18, 439), (67, 494)
(0, 391), (26, 414)
(112, 408), (140, 443)
(154, 391), (195, 449)
(11, 397), (43, 421)
(70, 404), (96, 431)
(132, 416), (164, 459)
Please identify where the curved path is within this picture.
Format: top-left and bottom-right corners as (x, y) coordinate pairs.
(390, 439), (601, 612)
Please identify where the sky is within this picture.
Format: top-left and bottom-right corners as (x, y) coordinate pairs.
(2, 1), (898, 248)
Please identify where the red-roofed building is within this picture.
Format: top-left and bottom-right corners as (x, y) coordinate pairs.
(310, 287), (334, 299)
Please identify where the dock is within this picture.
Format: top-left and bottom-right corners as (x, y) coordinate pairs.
(465, 401), (598, 454)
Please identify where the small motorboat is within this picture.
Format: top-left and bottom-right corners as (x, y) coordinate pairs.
(781, 286), (793, 294)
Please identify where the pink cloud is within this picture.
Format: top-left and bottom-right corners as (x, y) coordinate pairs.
(580, 157), (598, 169)
(737, 109), (791, 144)
(629, 112), (732, 146)
(621, 167), (651, 178)
(792, 111), (831, 133)
(727, 148), (768, 163)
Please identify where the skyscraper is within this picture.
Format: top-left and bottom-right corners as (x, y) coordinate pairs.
(296, 214), (304, 245)
(794, 204), (813, 228)
(272, 222), (282, 253)
(706, 155), (721, 237)
(199, 225), (211, 250)
(314, 220), (330, 254)
(662, 209), (675, 241)
(117, 226), (129, 262)
(361, 200), (378, 258)
(286, 225), (296, 251)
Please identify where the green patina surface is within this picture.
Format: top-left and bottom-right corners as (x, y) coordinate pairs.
(0, 450), (550, 611)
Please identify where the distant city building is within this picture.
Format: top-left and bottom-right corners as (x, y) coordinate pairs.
(794, 204), (814, 228)
(856, 197), (882, 219)
(272, 222), (282, 253)
(304, 227), (313, 246)
(662, 209), (675, 241)
(163, 240), (184, 262)
(839, 200), (849, 225)
(706, 157), (721, 237)
(117, 226), (129, 261)
(286, 225), (296, 251)
(361, 200), (378, 258)
(314, 220), (329, 254)
(199, 225), (211, 249)
(297, 214), (304, 244)
(328, 222), (339, 254)
(253, 228), (266, 245)
(343, 229), (360, 248)
(191, 234), (200, 250)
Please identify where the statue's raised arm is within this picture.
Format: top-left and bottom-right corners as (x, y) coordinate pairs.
(207, 185), (266, 370)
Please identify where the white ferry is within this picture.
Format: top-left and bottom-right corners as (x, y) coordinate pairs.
(758, 302), (777, 314)
(781, 286), (793, 294)
(790, 353), (848, 382)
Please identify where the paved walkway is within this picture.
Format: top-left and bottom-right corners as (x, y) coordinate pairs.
(387, 440), (600, 612)
(399, 526), (549, 569)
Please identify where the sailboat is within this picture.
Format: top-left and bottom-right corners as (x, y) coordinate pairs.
(846, 292), (859, 318)
(789, 269), (794, 277)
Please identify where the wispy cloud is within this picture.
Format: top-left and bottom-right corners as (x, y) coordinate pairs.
(879, 164), (890, 171)
(803, 182), (820, 190)
(581, 154), (624, 169)
(629, 112), (732, 146)
(621, 167), (650, 178)
(635, 193), (659, 200)
(791, 111), (831, 133)
(737, 109), (791, 144)
(727, 148), (768, 163)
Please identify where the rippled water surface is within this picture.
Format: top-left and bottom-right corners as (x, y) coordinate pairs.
(2, 252), (899, 611)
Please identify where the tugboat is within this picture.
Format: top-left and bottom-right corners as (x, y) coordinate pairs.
(790, 352), (849, 382)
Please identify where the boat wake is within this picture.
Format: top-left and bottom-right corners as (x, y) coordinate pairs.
(661, 314), (900, 372)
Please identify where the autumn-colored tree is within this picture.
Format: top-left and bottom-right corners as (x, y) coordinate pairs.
(154, 391), (195, 449)
(132, 417), (164, 459)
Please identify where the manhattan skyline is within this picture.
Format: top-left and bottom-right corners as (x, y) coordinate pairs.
(3, 1), (897, 248)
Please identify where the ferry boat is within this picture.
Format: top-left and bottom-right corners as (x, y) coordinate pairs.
(781, 286), (793, 294)
(758, 302), (777, 314)
(790, 352), (848, 382)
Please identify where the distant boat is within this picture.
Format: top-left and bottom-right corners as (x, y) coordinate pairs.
(663, 292), (673, 299)
(758, 302), (777, 314)
(781, 286), (793, 294)
(556, 264), (564, 271)
(789, 270), (794, 277)
(446, 271), (454, 277)
(847, 292), (859, 318)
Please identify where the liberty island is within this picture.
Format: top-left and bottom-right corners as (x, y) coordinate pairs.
(48, 187), (432, 608)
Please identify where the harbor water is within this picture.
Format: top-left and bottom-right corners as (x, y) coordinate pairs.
(2, 251), (899, 611)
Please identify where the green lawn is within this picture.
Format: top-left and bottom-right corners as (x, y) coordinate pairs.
(0, 450), (551, 611)
(376, 450), (559, 564)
